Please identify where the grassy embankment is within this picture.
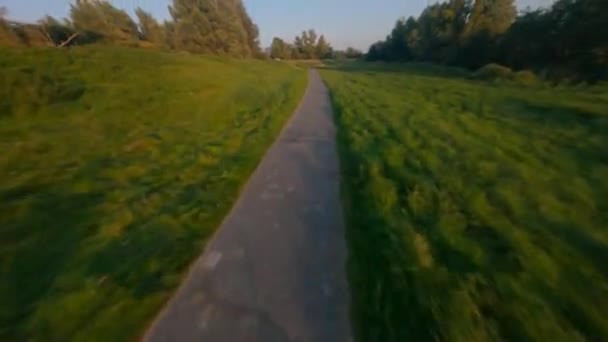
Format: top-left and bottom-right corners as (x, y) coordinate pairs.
(0, 47), (306, 341)
(321, 63), (608, 341)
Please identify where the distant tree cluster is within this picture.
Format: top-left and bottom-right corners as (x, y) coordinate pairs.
(269, 30), (363, 60)
(367, 0), (607, 81)
(0, 0), (262, 57)
(270, 29), (332, 60)
(334, 47), (364, 60)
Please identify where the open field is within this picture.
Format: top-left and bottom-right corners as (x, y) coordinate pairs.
(283, 59), (327, 70)
(0, 47), (306, 341)
(320, 63), (608, 341)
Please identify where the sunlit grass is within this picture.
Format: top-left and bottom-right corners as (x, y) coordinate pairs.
(321, 63), (608, 341)
(0, 47), (307, 341)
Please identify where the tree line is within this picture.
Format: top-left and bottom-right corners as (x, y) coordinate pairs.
(0, 0), (262, 58)
(367, 0), (607, 81)
(270, 30), (363, 60)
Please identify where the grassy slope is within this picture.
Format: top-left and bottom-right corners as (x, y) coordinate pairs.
(320, 63), (608, 341)
(0, 47), (306, 341)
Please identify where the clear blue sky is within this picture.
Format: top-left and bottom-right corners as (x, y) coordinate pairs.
(0, 0), (552, 50)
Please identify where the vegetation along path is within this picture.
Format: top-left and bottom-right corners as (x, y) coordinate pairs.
(145, 70), (353, 342)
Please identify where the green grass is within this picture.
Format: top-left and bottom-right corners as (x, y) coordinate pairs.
(0, 47), (306, 341)
(320, 63), (608, 341)
(283, 59), (327, 69)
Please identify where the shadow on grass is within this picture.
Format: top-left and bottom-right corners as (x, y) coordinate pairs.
(330, 89), (442, 341)
(503, 99), (607, 128)
(0, 186), (105, 339)
(320, 60), (471, 80)
(323, 63), (608, 341)
(495, 99), (608, 165)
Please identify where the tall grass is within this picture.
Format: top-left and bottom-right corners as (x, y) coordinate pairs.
(321, 63), (608, 341)
(0, 47), (307, 341)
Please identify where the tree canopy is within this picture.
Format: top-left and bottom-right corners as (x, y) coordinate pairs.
(169, 0), (255, 56)
(2, 0), (604, 74)
(70, 0), (139, 43)
(270, 37), (292, 59)
(0, 0), (262, 57)
(270, 29), (336, 60)
(366, 0), (606, 81)
(135, 8), (164, 45)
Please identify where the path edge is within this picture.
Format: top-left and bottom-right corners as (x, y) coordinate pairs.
(139, 69), (312, 341)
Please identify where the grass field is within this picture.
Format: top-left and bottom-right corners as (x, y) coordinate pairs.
(0, 47), (306, 341)
(320, 63), (608, 341)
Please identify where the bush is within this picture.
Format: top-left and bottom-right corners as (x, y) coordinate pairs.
(514, 70), (540, 86)
(473, 63), (513, 81)
(0, 19), (22, 47)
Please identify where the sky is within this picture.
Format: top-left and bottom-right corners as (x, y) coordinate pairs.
(0, 0), (553, 50)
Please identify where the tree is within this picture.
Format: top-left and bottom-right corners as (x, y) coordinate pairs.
(270, 37), (283, 59)
(498, 0), (607, 81)
(270, 37), (292, 59)
(70, 0), (139, 43)
(169, 0), (255, 56)
(366, 41), (387, 61)
(135, 8), (164, 45)
(345, 47), (363, 59)
(168, 0), (213, 53)
(235, 1), (261, 56)
(162, 21), (176, 49)
(0, 6), (21, 47)
(386, 18), (412, 61)
(293, 35), (304, 59)
(215, 0), (253, 56)
(366, 0), (605, 81)
(291, 29), (320, 59)
(316, 35), (332, 59)
(1, 0), (268, 58)
(270, 30), (335, 60)
(416, 0), (473, 64)
(464, 0), (516, 38)
(366, 0), (512, 65)
(303, 29), (318, 58)
(39, 16), (79, 46)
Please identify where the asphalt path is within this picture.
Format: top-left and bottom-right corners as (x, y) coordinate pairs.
(144, 70), (352, 342)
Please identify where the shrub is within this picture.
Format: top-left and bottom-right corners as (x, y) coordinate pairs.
(473, 63), (513, 81)
(0, 19), (22, 47)
(514, 70), (540, 86)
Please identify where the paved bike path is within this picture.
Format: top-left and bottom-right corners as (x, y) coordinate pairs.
(144, 70), (352, 342)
